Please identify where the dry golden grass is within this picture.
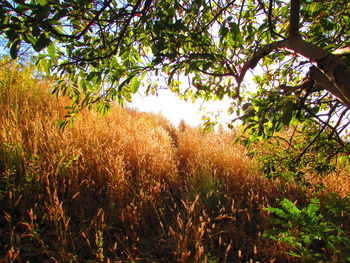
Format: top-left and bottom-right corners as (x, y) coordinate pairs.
(320, 171), (350, 198)
(174, 126), (310, 262)
(1, 61), (345, 263)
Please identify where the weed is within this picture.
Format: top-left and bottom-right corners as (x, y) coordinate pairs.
(1, 60), (350, 262)
(264, 196), (350, 262)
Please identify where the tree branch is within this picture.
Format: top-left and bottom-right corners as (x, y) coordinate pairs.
(268, 0), (285, 39)
(63, 0), (144, 64)
(197, 68), (236, 77)
(256, 0), (285, 39)
(285, 39), (350, 106)
(200, 0), (236, 33)
(289, 0), (301, 38)
(329, 108), (349, 138)
(279, 79), (314, 95)
(333, 44), (350, 56)
(304, 107), (346, 147)
(75, 0), (113, 40)
(296, 122), (326, 163)
(237, 37), (350, 108)
(236, 40), (287, 86)
(308, 66), (350, 108)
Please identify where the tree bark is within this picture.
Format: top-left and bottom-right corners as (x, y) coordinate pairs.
(309, 66), (350, 108)
(285, 38), (350, 107)
(289, 0), (301, 38)
(239, 38), (350, 108)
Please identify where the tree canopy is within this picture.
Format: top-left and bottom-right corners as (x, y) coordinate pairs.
(1, 0), (350, 138)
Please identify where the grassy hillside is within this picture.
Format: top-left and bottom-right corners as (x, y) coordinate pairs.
(1, 61), (350, 262)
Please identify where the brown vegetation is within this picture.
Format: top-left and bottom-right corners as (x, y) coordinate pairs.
(0, 62), (348, 262)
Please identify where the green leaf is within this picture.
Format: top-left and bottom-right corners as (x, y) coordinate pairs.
(309, 2), (322, 13)
(306, 198), (320, 214)
(34, 34), (50, 52)
(229, 22), (243, 44)
(17, 3), (32, 10)
(281, 102), (294, 126)
(10, 40), (21, 59)
(96, 101), (111, 116)
(57, 119), (69, 131)
(280, 199), (300, 216)
(47, 43), (56, 60)
(266, 207), (288, 219)
(79, 78), (86, 91)
(37, 0), (49, 6)
(131, 77), (140, 94)
(219, 25), (229, 39)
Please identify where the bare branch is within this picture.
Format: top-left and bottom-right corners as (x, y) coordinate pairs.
(237, 0), (246, 26)
(237, 37), (350, 108)
(280, 79), (314, 95)
(236, 40), (287, 86)
(304, 107), (346, 147)
(289, 0), (301, 38)
(200, 0), (236, 33)
(333, 44), (350, 56)
(329, 108), (349, 138)
(295, 122), (327, 163)
(268, 0), (286, 39)
(309, 66), (350, 108)
(197, 68), (236, 77)
(75, 0), (113, 40)
(63, 0), (145, 65)
(256, 0), (285, 39)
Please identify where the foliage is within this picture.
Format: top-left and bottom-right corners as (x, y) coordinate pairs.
(2, 2), (350, 257)
(0, 0), (349, 139)
(1, 61), (308, 262)
(1, 56), (350, 263)
(245, 120), (350, 185)
(264, 195), (350, 262)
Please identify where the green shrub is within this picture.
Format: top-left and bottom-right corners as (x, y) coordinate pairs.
(264, 195), (350, 262)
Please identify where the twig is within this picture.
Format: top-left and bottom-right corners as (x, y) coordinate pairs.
(200, 0), (236, 33)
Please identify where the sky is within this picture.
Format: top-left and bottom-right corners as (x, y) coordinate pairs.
(128, 87), (233, 128)
(128, 70), (259, 128)
(0, 43), (234, 128)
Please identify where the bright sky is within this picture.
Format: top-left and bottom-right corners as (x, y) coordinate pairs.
(128, 70), (258, 128)
(0, 45), (234, 128)
(0, 41), (249, 129)
(128, 88), (233, 127)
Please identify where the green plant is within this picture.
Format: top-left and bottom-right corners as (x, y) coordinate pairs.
(246, 121), (346, 186)
(3, 61), (345, 262)
(264, 197), (350, 262)
(1, 0), (350, 143)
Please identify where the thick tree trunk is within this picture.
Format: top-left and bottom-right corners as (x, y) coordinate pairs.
(240, 38), (350, 108)
(285, 38), (350, 107)
(239, 0), (350, 109)
(309, 66), (350, 108)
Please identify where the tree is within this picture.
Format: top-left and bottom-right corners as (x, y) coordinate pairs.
(1, 0), (350, 139)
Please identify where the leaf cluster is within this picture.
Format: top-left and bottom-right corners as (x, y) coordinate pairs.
(264, 196), (350, 262)
(1, 0), (350, 149)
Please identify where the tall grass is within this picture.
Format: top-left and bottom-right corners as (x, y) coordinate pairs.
(1, 61), (346, 262)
